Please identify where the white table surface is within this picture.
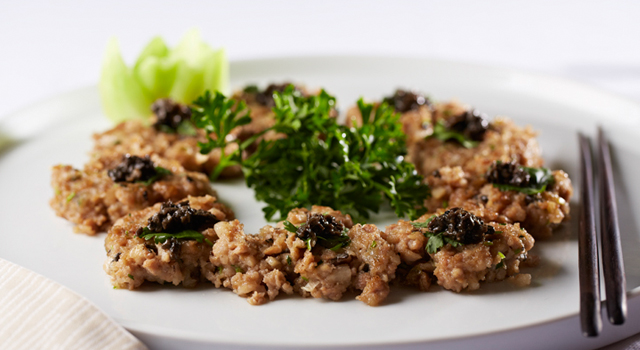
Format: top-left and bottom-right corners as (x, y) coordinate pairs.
(1, 1), (639, 349)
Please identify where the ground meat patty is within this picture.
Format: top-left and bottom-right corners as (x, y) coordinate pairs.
(201, 206), (400, 306)
(104, 195), (234, 289)
(408, 100), (543, 178)
(383, 212), (534, 292)
(50, 156), (215, 235)
(425, 166), (572, 239)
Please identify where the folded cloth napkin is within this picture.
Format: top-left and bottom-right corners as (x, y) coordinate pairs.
(0, 258), (147, 350)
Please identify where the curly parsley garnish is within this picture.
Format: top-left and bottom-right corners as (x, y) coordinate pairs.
(138, 227), (213, 246)
(191, 86), (429, 222)
(244, 86), (429, 221)
(191, 91), (255, 180)
(430, 120), (479, 149)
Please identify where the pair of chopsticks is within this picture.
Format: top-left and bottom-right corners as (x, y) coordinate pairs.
(578, 128), (628, 337)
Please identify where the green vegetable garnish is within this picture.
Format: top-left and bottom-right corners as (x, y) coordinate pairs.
(100, 30), (228, 123)
(190, 85), (429, 221)
(424, 232), (462, 254)
(282, 220), (298, 233)
(411, 216), (464, 254)
(492, 166), (554, 195)
(138, 227), (209, 244)
(410, 215), (436, 229)
(191, 90), (254, 180)
(430, 120), (479, 149)
(242, 86), (429, 221)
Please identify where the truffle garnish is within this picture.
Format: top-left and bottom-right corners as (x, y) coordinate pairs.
(296, 213), (346, 250)
(107, 155), (158, 183)
(143, 201), (220, 234)
(427, 207), (494, 245)
(486, 161), (531, 187)
(247, 83), (300, 107)
(151, 98), (192, 131)
(446, 109), (490, 142)
(383, 89), (430, 113)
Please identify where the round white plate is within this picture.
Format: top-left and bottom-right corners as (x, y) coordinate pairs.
(1, 57), (640, 350)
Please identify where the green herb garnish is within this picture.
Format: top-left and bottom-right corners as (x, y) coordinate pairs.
(191, 90), (254, 180)
(424, 232), (463, 254)
(138, 227), (208, 244)
(412, 216), (465, 254)
(193, 85), (429, 222)
(128, 274), (134, 280)
(410, 215), (436, 229)
(233, 265), (243, 273)
(66, 192), (76, 203)
(430, 120), (479, 149)
(318, 233), (351, 252)
(283, 220), (298, 233)
(286, 255), (292, 265)
(370, 241), (377, 249)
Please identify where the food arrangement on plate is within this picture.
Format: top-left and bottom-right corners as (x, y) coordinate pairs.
(49, 32), (573, 307)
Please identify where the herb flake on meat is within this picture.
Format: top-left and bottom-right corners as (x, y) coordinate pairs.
(138, 227), (213, 245)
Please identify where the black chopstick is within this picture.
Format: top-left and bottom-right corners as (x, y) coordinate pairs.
(597, 127), (627, 325)
(578, 133), (602, 337)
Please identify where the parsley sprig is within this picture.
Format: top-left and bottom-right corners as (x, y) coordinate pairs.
(244, 86), (429, 221)
(430, 120), (479, 149)
(190, 86), (429, 222)
(492, 166), (554, 195)
(191, 91), (256, 180)
(138, 227), (213, 246)
(411, 216), (462, 254)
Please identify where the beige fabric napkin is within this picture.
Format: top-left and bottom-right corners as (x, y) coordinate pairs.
(0, 258), (147, 350)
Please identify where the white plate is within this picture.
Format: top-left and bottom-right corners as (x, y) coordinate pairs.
(1, 57), (640, 350)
